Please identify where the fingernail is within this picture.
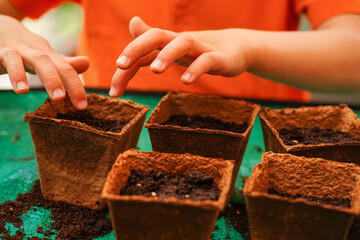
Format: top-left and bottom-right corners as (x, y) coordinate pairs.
(77, 99), (87, 110)
(182, 73), (193, 83)
(117, 55), (128, 66)
(16, 81), (28, 91)
(151, 59), (164, 71)
(52, 88), (65, 99)
(109, 86), (117, 96)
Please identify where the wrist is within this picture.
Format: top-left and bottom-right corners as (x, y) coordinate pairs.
(237, 29), (265, 73)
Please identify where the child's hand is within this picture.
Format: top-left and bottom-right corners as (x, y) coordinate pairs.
(0, 15), (89, 110)
(110, 16), (256, 97)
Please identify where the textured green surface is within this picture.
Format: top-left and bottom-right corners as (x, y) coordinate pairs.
(1, 90), (358, 239)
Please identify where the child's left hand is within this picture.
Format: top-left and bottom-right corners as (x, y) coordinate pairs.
(110, 16), (257, 97)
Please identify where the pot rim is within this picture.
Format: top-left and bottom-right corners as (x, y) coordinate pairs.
(102, 149), (234, 212)
(145, 91), (260, 138)
(258, 105), (360, 150)
(24, 94), (150, 139)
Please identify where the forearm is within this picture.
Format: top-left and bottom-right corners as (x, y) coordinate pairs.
(0, 0), (25, 20)
(246, 28), (360, 93)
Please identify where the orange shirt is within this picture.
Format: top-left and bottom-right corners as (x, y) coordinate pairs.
(9, 0), (360, 102)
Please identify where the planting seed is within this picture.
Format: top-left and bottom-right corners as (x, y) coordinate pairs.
(136, 183), (142, 187)
(151, 192), (157, 196)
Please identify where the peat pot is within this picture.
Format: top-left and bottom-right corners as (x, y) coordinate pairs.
(24, 94), (149, 209)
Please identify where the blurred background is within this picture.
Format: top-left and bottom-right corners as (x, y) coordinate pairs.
(0, 3), (359, 105)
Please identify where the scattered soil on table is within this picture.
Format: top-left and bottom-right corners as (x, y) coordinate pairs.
(253, 145), (263, 153)
(161, 114), (248, 133)
(268, 188), (351, 208)
(346, 216), (360, 240)
(120, 170), (220, 201)
(219, 203), (250, 240)
(279, 126), (358, 146)
(28, 237), (43, 240)
(210, 225), (219, 239)
(56, 110), (126, 133)
(0, 180), (112, 239)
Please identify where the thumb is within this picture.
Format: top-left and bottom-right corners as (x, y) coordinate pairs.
(62, 55), (90, 74)
(129, 16), (151, 38)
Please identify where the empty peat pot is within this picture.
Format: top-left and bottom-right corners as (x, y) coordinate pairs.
(145, 91), (260, 193)
(24, 94), (149, 209)
(243, 152), (360, 240)
(259, 104), (360, 164)
(101, 149), (234, 240)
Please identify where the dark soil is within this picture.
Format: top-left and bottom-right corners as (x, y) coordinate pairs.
(346, 216), (360, 240)
(219, 203), (250, 240)
(161, 114), (248, 133)
(279, 126), (358, 146)
(56, 110), (126, 133)
(120, 170), (220, 201)
(268, 188), (351, 208)
(0, 180), (112, 239)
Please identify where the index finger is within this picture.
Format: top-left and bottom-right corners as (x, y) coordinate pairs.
(117, 28), (177, 70)
(50, 54), (88, 110)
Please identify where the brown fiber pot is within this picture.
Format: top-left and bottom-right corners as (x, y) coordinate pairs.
(243, 152), (360, 240)
(24, 94), (149, 209)
(101, 149), (234, 240)
(259, 104), (360, 164)
(145, 91), (259, 194)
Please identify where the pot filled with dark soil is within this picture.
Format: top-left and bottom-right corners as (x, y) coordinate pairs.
(101, 149), (234, 240)
(243, 152), (360, 240)
(145, 91), (260, 194)
(24, 94), (149, 210)
(259, 104), (360, 164)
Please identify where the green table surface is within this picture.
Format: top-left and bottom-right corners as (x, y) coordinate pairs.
(1, 90), (359, 239)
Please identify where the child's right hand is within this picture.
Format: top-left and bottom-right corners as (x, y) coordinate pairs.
(0, 15), (89, 110)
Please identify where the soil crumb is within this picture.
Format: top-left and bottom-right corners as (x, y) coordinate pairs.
(219, 203), (250, 240)
(346, 216), (360, 240)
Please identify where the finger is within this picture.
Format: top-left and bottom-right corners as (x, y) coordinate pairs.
(1, 48), (29, 94)
(117, 28), (177, 70)
(61, 55), (90, 74)
(110, 69), (133, 97)
(21, 49), (66, 101)
(49, 54), (88, 110)
(150, 34), (208, 73)
(181, 52), (225, 84)
(129, 16), (151, 38)
(111, 51), (158, 97)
